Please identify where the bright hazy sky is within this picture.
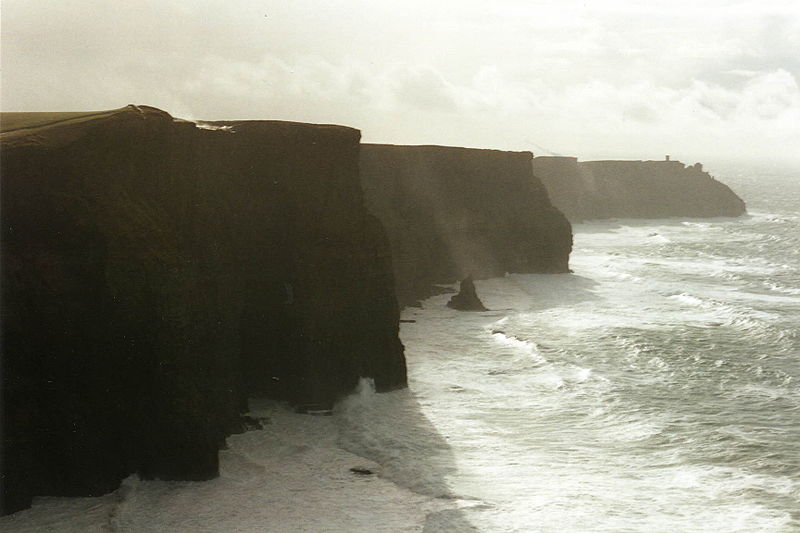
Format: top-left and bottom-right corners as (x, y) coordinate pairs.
(2, 0), (799, 164)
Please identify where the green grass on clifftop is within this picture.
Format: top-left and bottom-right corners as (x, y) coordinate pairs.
(0, 108), (127, 133)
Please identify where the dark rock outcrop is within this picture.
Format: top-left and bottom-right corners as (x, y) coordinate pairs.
(360, 144), (573, 307)
(1, 105), (406, 514)
(533, 156), (746, 222)
(446, 276), (488, 311)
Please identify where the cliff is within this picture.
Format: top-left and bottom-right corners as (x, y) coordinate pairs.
(360, 144), (573, 306)
(533, 157), (746, 222)
(1, 105), (406, 514)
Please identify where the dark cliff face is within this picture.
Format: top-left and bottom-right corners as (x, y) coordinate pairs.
(1, 105), (406, 514)
(533, 157), (747, 222)
(360, 144), (573, 306)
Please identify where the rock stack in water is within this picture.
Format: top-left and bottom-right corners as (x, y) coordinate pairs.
(446, 276), (488, 311)
(0, 105), (406, 514)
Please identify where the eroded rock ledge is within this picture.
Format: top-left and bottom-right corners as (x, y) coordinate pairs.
(1, 105), (406, 514)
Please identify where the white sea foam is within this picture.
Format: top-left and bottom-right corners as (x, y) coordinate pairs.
(764, 281), (800, 295)
(0, 398), (442, 533)
(380, 184), (800, 532)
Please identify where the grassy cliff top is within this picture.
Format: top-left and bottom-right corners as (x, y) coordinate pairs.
(0, 107), (135, 133)
(1, 105), (359, 141)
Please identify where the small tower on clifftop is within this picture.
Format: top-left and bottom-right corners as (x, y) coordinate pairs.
(665, 155), (670, 161)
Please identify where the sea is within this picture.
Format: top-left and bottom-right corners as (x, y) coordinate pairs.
(2, 163), (798, 532)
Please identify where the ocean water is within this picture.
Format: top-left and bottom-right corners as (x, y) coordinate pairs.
(339, 165), (800, 532)
(3, 165), (798, 532)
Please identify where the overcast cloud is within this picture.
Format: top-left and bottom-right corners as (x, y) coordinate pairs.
(2, 0), (798, 164)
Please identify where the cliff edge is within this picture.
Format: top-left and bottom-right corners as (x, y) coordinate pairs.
(1, 105), (406, 514)
(360, 144), (573, 306)
(533, 156), (746, 222)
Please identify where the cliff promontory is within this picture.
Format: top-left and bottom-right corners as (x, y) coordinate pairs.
(360, 144), (573, 306)
(533, 156), (746, 222)
(1, 105), (406, 514)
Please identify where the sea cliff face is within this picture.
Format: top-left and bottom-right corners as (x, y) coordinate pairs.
(533, 156), (746, 222)
(0, 105), (406, 514)
(360, 144), (573, 306)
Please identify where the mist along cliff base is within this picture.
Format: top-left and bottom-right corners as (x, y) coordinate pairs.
(533, 156), (746, 222)
(0, 105), (406, 514)
(360, 144), (573, 307)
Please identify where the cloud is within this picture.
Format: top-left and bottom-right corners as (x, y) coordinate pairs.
(1, 0), (798, 163)
(390, 66), (458, 112)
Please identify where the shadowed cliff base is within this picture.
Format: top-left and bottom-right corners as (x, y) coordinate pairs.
(533, 156), (747, 222)
(0, 391), (480, 532)
(360, 144), (574, 307)
(1, 105), (406, 514)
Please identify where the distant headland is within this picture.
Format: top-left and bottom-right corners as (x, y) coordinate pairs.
(533, 155), (746, 222)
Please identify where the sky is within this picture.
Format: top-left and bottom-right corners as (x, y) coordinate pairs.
(2, 0), (799, 165)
